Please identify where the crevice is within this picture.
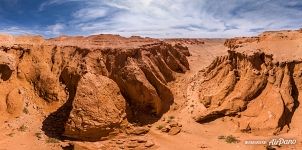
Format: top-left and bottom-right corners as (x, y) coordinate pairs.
(279, 63), (300, 129)
(139, 65), (174, 115)
(42, 67), (81, 139)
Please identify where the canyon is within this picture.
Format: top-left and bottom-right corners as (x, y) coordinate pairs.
(0, 29), (302, 150)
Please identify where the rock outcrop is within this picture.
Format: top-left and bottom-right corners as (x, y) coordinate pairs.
(64, 73), (126, 141)
(6, 88), (24, 117)
(0, 35), (190, 140)
(194, 30), (302, 135)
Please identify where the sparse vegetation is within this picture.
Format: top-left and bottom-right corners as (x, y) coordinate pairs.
(6, 133), (15, 137)
(18, 124), (28, 132)
(218, 135), (239, 143)
(166, 115), (175, 123)
(46, 137), (60, 143)
(157, 125), (164, 130)
(23, 107), (29, 114)
(169, 116), (175, 120)
(35, 132), (42, 139)
(240, 125), (251, 133)
(218, 135), (225, 139)
(225, 135), (239, 143)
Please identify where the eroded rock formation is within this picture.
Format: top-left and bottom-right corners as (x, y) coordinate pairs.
(0, 35), (190, 140)
(104, 43), (190, 115)
(63, 73), (126, 140)
(194, 30), (302, 135)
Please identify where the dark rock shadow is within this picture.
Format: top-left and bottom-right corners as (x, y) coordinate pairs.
(125, 102), (162, 126)
(278, 63), (300, 129)
(197, 113), (228, 124)
(0, 64), (13, 81)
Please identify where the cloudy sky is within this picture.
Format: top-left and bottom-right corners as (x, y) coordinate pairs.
(0, 0), (302, 38)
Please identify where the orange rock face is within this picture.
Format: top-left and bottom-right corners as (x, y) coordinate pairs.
(194, 30), (302, 135)
(2, 30), (302, 149)
(64, 73), (126, 140)
(0, 34), (190, 140)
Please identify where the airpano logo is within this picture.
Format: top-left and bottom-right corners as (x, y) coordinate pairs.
(268, 138), (296, 146)
(245, 138), (297, 146)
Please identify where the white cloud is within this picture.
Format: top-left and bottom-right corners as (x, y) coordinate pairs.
(37, 0), (302, 37)
(69, 0), (224, 37)
(0, 26), (37, 35)
(73, 8), (108, 20)
(47, 23), (65, 35)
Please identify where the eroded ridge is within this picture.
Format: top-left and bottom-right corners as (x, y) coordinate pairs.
(0, 35), (190, 141)
(194, 49), (301, 135)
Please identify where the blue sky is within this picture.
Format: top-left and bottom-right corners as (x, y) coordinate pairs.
(0, 0), (302, 38)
